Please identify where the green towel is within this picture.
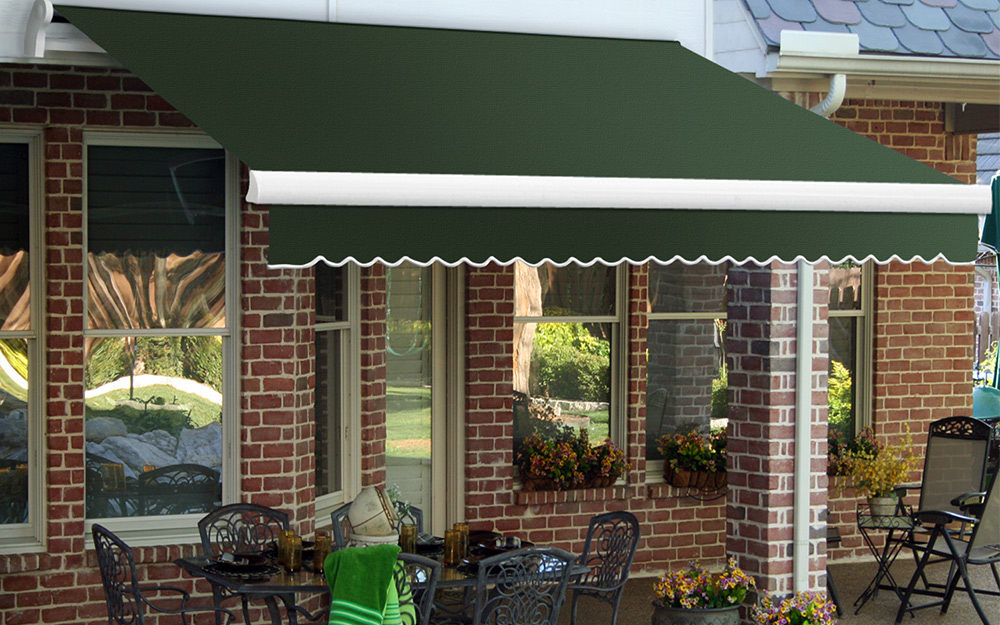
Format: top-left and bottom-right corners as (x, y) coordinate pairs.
(325, 544), (401, 625)
(381, 561), (417, 625)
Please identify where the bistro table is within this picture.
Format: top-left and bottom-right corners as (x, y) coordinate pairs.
(853, 503), (914, 614)
(176, 548), (587, 625)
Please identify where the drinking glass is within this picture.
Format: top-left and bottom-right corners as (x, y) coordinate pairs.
(400, 523), (418, 554)
(453, 522), (469, 557)
(444, 529), (462, 566)
(278, 529), (295, 567)
(287, 534), (303, 571)
(313, 532), (331, 573)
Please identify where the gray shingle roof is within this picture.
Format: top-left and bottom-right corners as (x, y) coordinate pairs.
(743, 0), (1000, 59)
(979, 132), (1000, 185)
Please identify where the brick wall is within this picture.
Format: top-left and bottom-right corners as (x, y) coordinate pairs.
(463, 263), (726, 575)
(0, 63), (310, 624)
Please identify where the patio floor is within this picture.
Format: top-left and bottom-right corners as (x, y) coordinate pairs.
(560, 558), (1000, 624)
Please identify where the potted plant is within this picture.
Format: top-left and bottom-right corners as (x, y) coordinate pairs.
(517, 428), (629, 491)
(827, 426), (880, 476)
(751, 591), (837, 625)
(843, 429), (916, 517)
(657, 428), (727, 490)
(652, 557), (755, 625)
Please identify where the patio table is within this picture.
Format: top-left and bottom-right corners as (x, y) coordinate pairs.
(176, 549), (588, 625)
(853, 503), (914, 614)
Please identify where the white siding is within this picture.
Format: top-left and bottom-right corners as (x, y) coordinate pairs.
(713, 0), (766, 74)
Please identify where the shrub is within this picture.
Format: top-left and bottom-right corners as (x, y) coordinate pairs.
(711, 365), (728, 419)
(182, 335), (223, 392)
(828, 360), (853, 436)
(530, 323), (609, 402)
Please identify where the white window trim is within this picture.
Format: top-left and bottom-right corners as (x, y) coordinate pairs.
(81, 131), (239, 548)
(315, 264), (361, 529)
(0, 128), (45, 553)
(644, 307), (727, 484)
(828, 262), (874, 434)
(512, 264), (628, 482)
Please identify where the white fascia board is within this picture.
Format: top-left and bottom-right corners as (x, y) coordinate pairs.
(53, 0), (683, 41)
(247, 170), (991, 216)
(764, 50), (1000, 104)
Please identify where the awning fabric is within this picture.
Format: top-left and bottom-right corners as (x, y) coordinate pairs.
(55, 6), (980, 266)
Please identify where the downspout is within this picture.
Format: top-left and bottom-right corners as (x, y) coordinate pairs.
(810, 73), (847, 118)
(794, 260), (814, 592)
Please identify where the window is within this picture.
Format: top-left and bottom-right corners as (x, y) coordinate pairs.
(645, 263), (728, 467)
(0, 131), (43, 551)
(828, 262), (873, 439)
(512, 262), (626, 456)
(83, 134), (235, 534)
(314, 263), (360, 522)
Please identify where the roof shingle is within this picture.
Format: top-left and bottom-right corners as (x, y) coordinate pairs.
(741, 0), (999, 59)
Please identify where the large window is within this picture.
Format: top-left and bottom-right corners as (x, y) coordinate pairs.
(645, 263), (728, 465)
(314, 263), (359, 520)
(83, 135), (233, 528)
(0, 133), (42, 550)
(513, 262), (625, 455)
(828, 262), (873, 439)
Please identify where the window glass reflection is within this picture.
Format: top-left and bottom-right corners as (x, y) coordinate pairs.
(0, 338), (28, 524)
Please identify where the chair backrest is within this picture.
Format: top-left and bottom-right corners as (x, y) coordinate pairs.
(137, 464), (221, 516)
(969, 475), (1000, 554)
(198, 503), (289, 556)
(575, 511), (640, 591)
(919, 417), (992, 515)
(472, 546), (577, 625)
(396, 553), (440, 625)
(93, 524), (146, 625)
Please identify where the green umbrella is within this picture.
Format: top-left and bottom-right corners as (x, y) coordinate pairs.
(981, 176), (1000, 387)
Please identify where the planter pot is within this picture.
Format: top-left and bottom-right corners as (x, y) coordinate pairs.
(867, 496), (897, 517)
(651, 604), (740, 625)
(664, 466), (727, 491)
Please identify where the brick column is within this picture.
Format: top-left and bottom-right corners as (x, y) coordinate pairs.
(359, 265), (388, 488)
(726, 262), (829, 595)
(241, 189), (316, 534)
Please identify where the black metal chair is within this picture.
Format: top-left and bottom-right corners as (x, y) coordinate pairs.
(331, 501), (424, 548)
(137, 463), (221, 516)
(894, 471), (1000, 625)
(92, 523), (236, 625)
(395, 552), (441, 625)
(566, 511), (640, 625)
(470, 546), (577, 625)
(198, 503), (305, 625)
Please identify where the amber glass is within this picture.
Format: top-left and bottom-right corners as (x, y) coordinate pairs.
(400, 524), (418, 554)
(286, 535), (303, 571)
(444, 529), (462, 566)
(278, 529), (295, 567)
(313, 533), (331, 573)
(453, 523), (469, 557)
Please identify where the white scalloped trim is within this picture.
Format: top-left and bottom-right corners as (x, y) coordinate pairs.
(267, 252), (969, 270)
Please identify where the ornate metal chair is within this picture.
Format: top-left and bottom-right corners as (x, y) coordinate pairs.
(395, 552), (441, 625)
(566, 511), (640, 625)
(137, 463), (220, 516)
(198, 503), (297, 625)
(470, 546), (577, 625)
(331, 501), (424, 548)
(92, 523), (236, 625)
(894, 471), (1000, 625)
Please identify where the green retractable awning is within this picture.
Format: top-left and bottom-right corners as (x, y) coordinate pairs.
(55, 6), (982, 266)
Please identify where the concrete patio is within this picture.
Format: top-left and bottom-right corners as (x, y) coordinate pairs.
(560, 558), (1000, 624)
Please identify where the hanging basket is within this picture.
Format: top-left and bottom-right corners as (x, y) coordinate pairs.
(664, 466), (727, 491)
(522, 473), (560, 492)
(584, 471), (622, 488)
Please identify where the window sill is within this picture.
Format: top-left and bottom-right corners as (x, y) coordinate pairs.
(513, 484), (629, 506)
(645, 481), (727, 501)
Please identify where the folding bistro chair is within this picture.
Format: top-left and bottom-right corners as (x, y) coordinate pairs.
(894, 472), (1000, 625)
(893, 417), (993, 592)
(567, 511), (640, 625)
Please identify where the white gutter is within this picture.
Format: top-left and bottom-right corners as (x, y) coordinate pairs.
(51, 0), (686, 41)
(810, 73), (846, 118)
(793, 260), (814, 592)
(765, 32), (1000, 105)
(247, 171), (992, 215)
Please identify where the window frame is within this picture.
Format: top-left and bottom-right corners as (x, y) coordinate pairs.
(644, 264), (728, 483)
(81, 131), (238, 547)
(0, 128), (45, 553)
(828, 261), (874, 434)
(512, 263), (628, 452)
(314, 263), (361, 527)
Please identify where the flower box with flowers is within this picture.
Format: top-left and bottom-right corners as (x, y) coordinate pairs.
(657, 429), (727, 491)
(517, 429), (628, 492)
(651, 558), (755, 625)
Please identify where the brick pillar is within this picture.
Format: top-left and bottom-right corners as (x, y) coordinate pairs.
(241, 189), (315, 534)
(465, 263), (516, 525)
(359, 265), (388, 488)
(726, 262), (829, 595)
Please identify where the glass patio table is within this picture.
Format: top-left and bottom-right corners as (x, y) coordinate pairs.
(175, 550), (587, 625)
